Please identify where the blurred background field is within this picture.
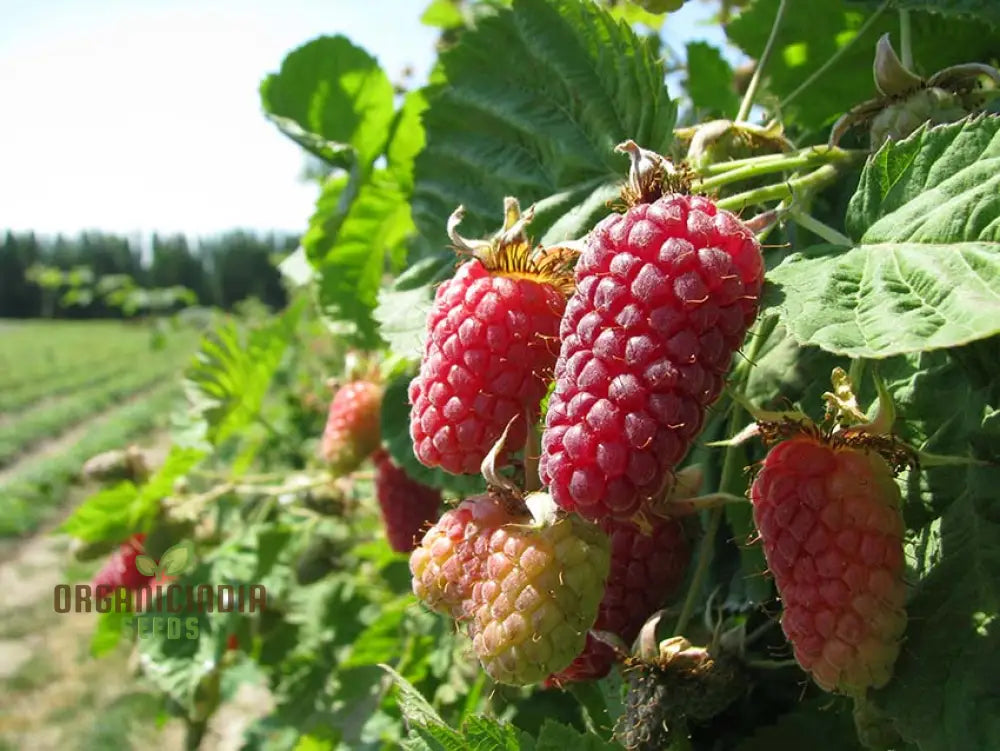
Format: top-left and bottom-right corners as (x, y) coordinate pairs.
(0, 320), (199, 538)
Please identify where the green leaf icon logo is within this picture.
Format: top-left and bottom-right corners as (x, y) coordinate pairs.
(134, 555), (158, 577)
(158, 541), (194, 576)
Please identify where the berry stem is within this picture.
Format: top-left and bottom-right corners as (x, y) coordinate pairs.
(899, 9), (913, 70)
(789, 207), (853, 246)
(693, 146), (861, 193)
(715, 163), (845, 212)
(735, 0), (788, 122)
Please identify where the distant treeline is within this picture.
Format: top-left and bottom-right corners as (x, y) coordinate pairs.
(0, 230), (298, 318)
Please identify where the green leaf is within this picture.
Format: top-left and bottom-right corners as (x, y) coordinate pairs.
(374, 255), (456, 364)
(340, 596), (409, 669)
(158, 540), (195, 576)
(884, 0), (1000, 27)
(529, 719), (622, 750)
(59, 447), (205, 543)
(380, 373), (487, 497)
(685, 41), (739, 116)
(421, 0), (466, 29)
(134, 554), (158, 577)
(260, 35), (395, 169)
(308, 171), (413, 346)
(413, 0), (676, 248)
(91, 609), (130, 657)
(182, 308), (298, 446)
(387, 91), (428, 193)
(727, 0), (1000, 132)
(767, 118), (1000, 358)
(876, 421), (1000, 751)
(460, 716), (521, 750)
(381, 664), (451, 730)
(734, 698), (863, 750)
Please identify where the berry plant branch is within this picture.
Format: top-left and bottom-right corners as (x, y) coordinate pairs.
(715, 163), (846, 212)
(735, 0), (788, 122)
(692, 146), (863, 193)
(899, 9), (913, 70)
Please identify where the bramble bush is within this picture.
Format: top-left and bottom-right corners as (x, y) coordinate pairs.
(63, 1), (1000, 749)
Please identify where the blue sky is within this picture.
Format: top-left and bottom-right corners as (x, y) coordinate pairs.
(0, 0), (732, 237)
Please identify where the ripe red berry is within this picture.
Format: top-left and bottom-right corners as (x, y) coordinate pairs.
(750, 435), (906, 694)
(93, 534), (154, 598)
(547, 514), (691, 685)
(541, 193), (763, 520)
(373, 450), (443, 553)
(409, 201), (569, 475)
(319, 380), (382, 474)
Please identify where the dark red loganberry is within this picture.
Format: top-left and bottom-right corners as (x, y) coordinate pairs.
(374, 450), (443, 553)
(541, 195), (763, 520)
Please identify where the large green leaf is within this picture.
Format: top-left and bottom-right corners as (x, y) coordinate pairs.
(412, 0), (676, 248)
(876, 417), (1000, 751)
(734, 699), (864, 750)
(727, 0), (1000, 132)
(864, 0), (1000, 27)
(374, 255), (456, 364)
(260, 35), (395, 170)
(307, 171), (413, 346)
(766, 118), (1000, 358)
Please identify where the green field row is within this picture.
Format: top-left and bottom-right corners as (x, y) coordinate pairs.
(0, 321), (160, 392)
(0, 347), (190, 468)
(0, 382), (182, 537)
(0, 348), (164, 413)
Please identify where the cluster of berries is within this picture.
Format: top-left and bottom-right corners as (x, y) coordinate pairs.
(405, 143), (766, 685)
(317, 140), (908, 699)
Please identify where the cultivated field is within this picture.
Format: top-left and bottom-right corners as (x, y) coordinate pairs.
(0, 320), (197, 537)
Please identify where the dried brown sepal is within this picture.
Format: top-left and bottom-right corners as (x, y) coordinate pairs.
(754, 417), (915, 477)
(615, 139), (693, 207)
(447, 198), (576, 297)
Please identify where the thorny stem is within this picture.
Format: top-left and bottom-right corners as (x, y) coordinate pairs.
(716, 163), (845, 212)
(674, 316), (779, 637)
(780, 1), (890, 110)
(899, 9), (913, 70)
(693, 146), (862, 193)
(736, 0), (787, 122)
